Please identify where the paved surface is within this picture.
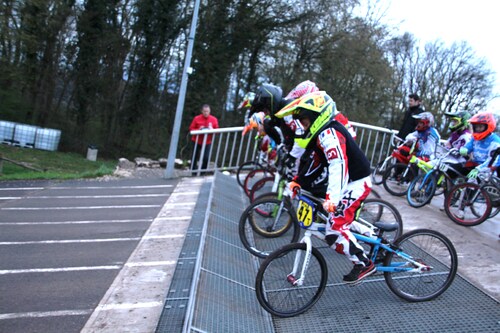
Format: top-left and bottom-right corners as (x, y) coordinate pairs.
(1, 171), (499, 332)
(0, 174), (208, 333)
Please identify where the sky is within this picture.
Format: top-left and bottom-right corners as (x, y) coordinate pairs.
(369, 0), (500, 112)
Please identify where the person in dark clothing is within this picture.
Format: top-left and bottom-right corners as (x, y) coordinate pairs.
(397, 93), (424, 140)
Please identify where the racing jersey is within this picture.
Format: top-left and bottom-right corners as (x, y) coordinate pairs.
(462, 133), (500, 170)
(295, 120), (371, 204)
(405, 127), (441, 159)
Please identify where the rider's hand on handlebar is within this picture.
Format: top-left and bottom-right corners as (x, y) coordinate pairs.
(449, 148), (461, 157)
(285, 181), (301, 199)
(467, 168), (479, 179)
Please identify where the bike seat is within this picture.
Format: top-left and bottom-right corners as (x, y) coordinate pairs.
(373, 221), (399, 232)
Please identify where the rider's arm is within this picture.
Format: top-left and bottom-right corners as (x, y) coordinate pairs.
(317, 127), (348, 205)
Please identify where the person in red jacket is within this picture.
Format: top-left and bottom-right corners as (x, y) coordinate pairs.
(189, 104), (219, 173)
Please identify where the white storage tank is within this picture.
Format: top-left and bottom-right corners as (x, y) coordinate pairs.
(13, 124), (38, 148)
(0, 120), (16, 144)
(35, 128), (61, 151)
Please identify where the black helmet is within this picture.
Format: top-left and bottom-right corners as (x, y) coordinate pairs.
(251, 84), (283, 115)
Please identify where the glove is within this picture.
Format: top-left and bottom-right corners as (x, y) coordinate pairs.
(449, 148), (460, 157)
(284, 181), (301, 199)
(323, 200), (336, 213)
(467, 168), (479, 179)
(459, 147), (468, 156)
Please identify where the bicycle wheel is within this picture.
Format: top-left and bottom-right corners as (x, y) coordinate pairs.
(237, 160), (264, 188)
(357, 198), (403, 243)
(372, 158), (393, 185)
(239, 198), (300, 258)
(243, 168), (274, 198)
(383, 163), (416, 196)
(384, 229), (458, 302)
(249, 176), (276, 202)
(255, 243), (328, 317)
(368, 188), (381, 199)
(483, 184), (500, 218)
(444, 182), (492, 226)
(406, 173), (436, 208)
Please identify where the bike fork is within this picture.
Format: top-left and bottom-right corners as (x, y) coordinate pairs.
(288, 231), (313, 287)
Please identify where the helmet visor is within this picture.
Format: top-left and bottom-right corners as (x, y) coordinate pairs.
(472, 123), (487, 133)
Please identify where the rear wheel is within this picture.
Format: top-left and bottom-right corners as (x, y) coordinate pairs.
(384, 229), (458, 302)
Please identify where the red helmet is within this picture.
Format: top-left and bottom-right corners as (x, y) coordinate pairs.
(413, 112), (434, 132)
(469, 112), (497, 141)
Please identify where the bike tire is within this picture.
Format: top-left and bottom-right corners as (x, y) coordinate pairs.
(238, 198), (300, 258)
(249, 176), (276, 202)
(406, 173), (436, 208)
(357, 198), (403, 243)
(483, 185), (500, 218)
(255, 243), (328, 317)
(236, 161), (265, 188)
(384, 229), (458, 302)
(372, 158), (393, 185)
(444, 182), (492, 226)
(383, 163), (416, 196)
(243, 168), (274, 199)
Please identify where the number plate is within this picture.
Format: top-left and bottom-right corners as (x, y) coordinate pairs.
(439, 163), (449, 172)
(297, 200), (314, 227)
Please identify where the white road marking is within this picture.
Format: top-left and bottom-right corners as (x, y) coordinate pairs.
(0, 234), (184, 245)
(0, 266), (121, 275)
(0, 310), (92, 320)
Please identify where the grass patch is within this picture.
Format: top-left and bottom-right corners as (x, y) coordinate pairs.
(0, 144), (117, 180)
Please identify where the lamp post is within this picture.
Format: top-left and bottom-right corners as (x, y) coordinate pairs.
(164, 0), (201, 179)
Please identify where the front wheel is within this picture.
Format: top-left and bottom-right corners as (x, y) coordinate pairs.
(255, 243), (328, 317)
(383, 163), (416, 196)
(384, 229), (458, 302)
(406, 173), (437, 208)
(237, 161), (264, 188)
(372, 158), (393, 185)
(239, 198), (300, 258)
(444, 182), (492, 226)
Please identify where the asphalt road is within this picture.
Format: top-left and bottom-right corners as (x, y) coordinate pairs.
(0, 177), (179, 333)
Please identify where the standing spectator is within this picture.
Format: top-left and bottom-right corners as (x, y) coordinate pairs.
(189, 104), (219, 173)
(397, 93), (424, 140)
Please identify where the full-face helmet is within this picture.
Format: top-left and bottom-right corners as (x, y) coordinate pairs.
(285, 80), (319, 100)
(413, 112), (434, 132)
(275, 91), (335, 148)
(444, 110), (471, 133)
(251, 84), (283, 115)
(469, 112), (497, 141)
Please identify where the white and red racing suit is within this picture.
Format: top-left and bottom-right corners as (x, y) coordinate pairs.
(295, 120), (373, 265)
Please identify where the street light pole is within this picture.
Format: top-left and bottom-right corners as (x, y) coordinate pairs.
(164, 0), (201, 179)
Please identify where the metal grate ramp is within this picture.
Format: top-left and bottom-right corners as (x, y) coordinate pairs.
(159, 172), (500, 333)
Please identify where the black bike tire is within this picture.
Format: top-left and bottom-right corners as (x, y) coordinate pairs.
(372, 159), (393, 185)
(243, 168), (274, 198)
(383, 163), (416, 196)
(255, 243), (328, 317)
(249, 176), (276, 203)
(383, 229), (458, 302)
(357, 198), (403, 242)
(236, 161), (264, 188)
(238, 198), (300, 258)
(444, 182), (492, 226)
(406, 173), (436, 208)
